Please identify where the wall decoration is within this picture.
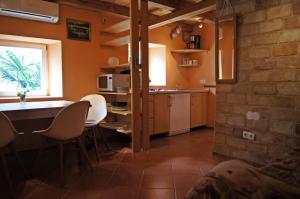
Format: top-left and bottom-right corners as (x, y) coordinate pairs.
(67, 18), (90, 41)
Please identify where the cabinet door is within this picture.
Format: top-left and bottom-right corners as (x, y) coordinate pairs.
(190, 92), (208, 128)
(154, 94), (170, 134)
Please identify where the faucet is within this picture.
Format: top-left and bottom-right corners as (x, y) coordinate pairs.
(175, 84), (181, 90)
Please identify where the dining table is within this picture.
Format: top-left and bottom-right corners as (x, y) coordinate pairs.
(0, 100), (74, 150)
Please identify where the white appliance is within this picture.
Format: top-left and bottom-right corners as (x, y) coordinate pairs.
(97, 74), (130, 92)
(0, 0), (59, 23)
(169, 93), (190, 136)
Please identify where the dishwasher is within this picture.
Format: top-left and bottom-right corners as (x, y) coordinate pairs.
(169, 93), (191, 136)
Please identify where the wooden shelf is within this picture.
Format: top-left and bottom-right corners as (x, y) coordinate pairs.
(108, 108), (131, 116)
(171, 49), (208, 53)
(100, 63), (130, 71)
(102, 20), (130, 34)
(100, 121), (131, 134)
(102, 35), (130, 47)
(98, 91), (131, 95)
(177, 64), (199, 67)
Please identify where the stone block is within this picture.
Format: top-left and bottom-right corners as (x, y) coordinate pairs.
(270, 120), (294, 135)
(216, 112), (227, 124)
(217, 103), (233, 113)
(273, 43), (298, 56)
(279, 28), (300, 42)
(243, 10), (266, 23)
(238, 72), (249, 82)
(247, 143), (268, 154)
(226, 137), (246, 149)
(276, 56), (300, 69)
(293, 2), (300, 14)
(238, 60), (254, 70)
(216, 84), (233, 93)
(259, 19), (284, 33)
(277, 82), (300, 95)
(271, 96), (295, 107)
(232, 105), (252, 115)
(296, 96), (300, 109)
(285, 16), (300, 29)
(253, 31), (281, 45)
(215, 124), (233, 135)
(214, 133), (226, 144)
(247, 95), (271, 106)
(253, 84), (277, 95)
(271, 69), (297, 81)
(269, 108), (298, 120)
(227, 94), (246, 104)
(227, 115), (246, 127)
(238, 36), (252, 48)
(216, 93), (227, 103)
(232, 83), (251, 94)
(267, 4), (292, 19)
(255, 0), (281, 10)
(240, 24), (259, 36)
(253, 59), (276, 70)
(249, 70), (272, 81)
(249, 46), (271, 58)
(234, 1), (256, 14)
(246, 119), (269, 131)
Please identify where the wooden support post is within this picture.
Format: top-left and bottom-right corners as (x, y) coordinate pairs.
(130, 0), (141, 152)
(141, 0), (150, 150)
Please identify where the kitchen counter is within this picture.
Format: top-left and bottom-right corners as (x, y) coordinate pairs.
(149, 89), (209, 94)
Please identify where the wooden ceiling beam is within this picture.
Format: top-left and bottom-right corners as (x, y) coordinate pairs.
(148, 0), (192, 10)
(60, 0), (130, 17)
(149, 0), (216, 29)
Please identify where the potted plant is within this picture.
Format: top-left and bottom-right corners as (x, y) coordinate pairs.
(17, 89), (29, 103)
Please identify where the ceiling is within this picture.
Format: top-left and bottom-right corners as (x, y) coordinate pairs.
(47, 0), (215, 24)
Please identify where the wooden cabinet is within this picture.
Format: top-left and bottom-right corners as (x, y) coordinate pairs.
(148, 94), (154, 135)
(190, 92), (208, 128)
(153, 94), (170, 134)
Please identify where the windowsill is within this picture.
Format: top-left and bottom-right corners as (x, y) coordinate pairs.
(0, 96), (64, 103)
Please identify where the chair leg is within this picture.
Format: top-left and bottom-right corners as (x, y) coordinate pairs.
(91, 127), (100, 161)
(9, 143), (29, 179)
(96, 125), (110, 151)
(32, 140), (47, 175)
(58, 143), (65, 187)
(1, 151), (16, 199)
(78, 137), (93, 171)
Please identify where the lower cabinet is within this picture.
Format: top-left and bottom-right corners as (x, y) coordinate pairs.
(153, 94), (170, 134)
(190, 92), (208, 128)
(149, 92), (208, 135)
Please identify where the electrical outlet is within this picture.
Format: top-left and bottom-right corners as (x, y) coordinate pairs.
(242, 130), (255, 141)
(199, 79), (206, 84)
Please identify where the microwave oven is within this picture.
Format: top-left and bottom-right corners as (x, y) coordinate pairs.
(97, 74), (130, 92)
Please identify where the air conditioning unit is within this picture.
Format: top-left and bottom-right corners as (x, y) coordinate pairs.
(0, 0), (59, 23)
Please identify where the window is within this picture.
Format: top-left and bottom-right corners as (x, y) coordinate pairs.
(149, 44), (166, 86)
(0, 41), (47, 96)
(128, 43), (167, 86)
(0, 34), (62, 98)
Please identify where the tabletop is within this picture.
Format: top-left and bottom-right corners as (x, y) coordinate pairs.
(0, 100), (73, 112)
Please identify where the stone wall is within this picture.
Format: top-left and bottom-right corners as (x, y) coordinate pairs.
(214, 0), (300, 164)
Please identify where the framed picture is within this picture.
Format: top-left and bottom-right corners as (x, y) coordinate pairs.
(66, 18), (90, 41)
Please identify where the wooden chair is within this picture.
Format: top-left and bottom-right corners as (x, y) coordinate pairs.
(0, 112), (27, 199)
(32, 101), (92, 186)
(80, 94), (110, 160)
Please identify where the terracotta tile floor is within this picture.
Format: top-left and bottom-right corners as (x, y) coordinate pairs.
(1, 128), (226, 199)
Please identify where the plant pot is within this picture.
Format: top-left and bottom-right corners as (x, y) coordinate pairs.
(19, 96), (26, 103)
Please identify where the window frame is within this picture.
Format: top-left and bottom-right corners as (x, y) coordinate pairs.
(0, 40), (48, 97)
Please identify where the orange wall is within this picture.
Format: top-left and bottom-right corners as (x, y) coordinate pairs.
(0, 4), (127, 101)
(149, 22), (215, 89)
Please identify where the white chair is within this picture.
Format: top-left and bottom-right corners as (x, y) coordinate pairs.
(0, 112), (27, 198)
(80, 94), (109, 160)
(32, 101), (92, 186)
